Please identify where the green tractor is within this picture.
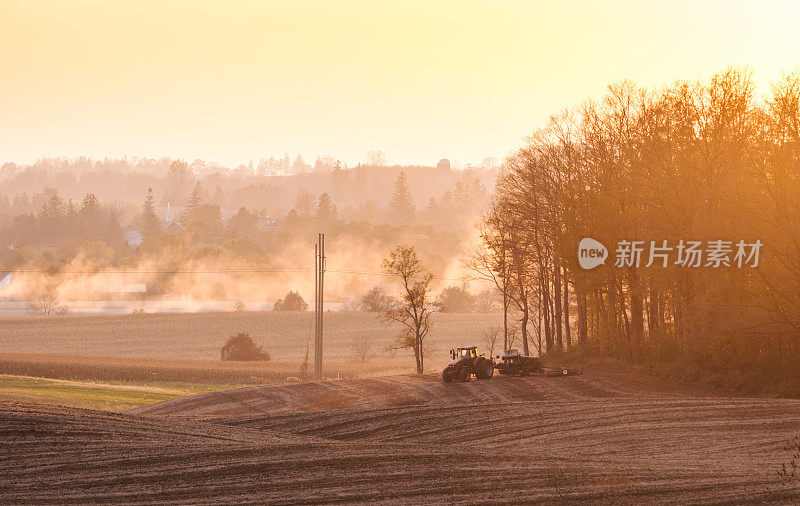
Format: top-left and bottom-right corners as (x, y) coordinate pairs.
(441, 346), (494, 382)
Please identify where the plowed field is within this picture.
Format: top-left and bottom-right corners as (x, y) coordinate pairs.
(3, 370), (799, 503)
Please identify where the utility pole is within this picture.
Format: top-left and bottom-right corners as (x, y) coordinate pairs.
(314, 233), (325, 379)
(502, 231), (508, 352)
(314, 241), (318, 377)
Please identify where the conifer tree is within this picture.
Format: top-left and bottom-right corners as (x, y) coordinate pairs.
(315, 192), (338, 224)
(181, 185), (202, 225)
(389, 171), (415, 219)
(140, 187), (161, 235)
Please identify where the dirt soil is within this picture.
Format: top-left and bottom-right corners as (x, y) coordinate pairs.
(3, 369), (800, 503)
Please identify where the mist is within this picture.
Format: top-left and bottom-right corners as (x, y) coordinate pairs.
(0, 156), (496, 308)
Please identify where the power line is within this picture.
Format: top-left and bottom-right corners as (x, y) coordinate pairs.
(1, 268), (311, 274)
(0, 266), (478, 283)
(0, 229), (472, 245)
(0, 231), (270, 239)
(327, 268), (470, 282)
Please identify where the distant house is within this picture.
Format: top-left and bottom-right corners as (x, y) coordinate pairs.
(257, 215), (280, 231)
(110, 283), (147, 294)
(0, 272), (12, 290)
(0, 272), (11, 302)
(163, 220), (185, 234)
(124, 230), (144, 248)
(163, 202), (185, 234)
(107, 283), (148, 301)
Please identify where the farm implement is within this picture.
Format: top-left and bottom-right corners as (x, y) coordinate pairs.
(442, 346), (582, 382)
(495, 348), (583, 377)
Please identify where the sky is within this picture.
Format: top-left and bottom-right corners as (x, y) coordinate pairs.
(1, 0), (799, 168)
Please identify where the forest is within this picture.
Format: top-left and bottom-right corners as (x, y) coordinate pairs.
(479, 68), (800, 394)
(0, 157), (493, 302)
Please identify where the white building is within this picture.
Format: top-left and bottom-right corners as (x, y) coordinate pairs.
(0, 272), (12, 290)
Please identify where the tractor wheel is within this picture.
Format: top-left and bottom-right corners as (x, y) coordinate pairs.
(483, 362), (494, 379)
(562, 369), (569, 376)
(459, 367), (471, 382)
(442, 370), (451, 382)
(475, 358), (487, 379)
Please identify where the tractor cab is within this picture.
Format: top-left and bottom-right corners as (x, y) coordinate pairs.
(450, 346), (478, 360)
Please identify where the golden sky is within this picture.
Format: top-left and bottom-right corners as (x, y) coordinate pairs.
(1, 0), (798, 168)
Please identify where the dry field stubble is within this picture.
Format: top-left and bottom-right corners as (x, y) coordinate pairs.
(0, 353), (408, 385)
(0, 311), (502, 361)
(0, 312), (503, 386)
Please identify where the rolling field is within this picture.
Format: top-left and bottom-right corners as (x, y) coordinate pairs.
(0, 311), (504, 408)
(3, 310), (798, 502)
(3, 370), (799, 503)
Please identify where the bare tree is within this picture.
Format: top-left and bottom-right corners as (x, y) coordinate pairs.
(506, 322), (519, 350)
(482, 325), (501, 359)
(382, 245), (435, 373)
(167, 159), (193, 198)
(29, 293), (68, 316)
(352, 334), (372, 363)
(360, 286), (395, 312)
(104, 199), (126, 227)
(300, 342), (310, 380)
(471, 212), (536, 354)
(366, 149), (386, 167)
(293, 189), (315, 216)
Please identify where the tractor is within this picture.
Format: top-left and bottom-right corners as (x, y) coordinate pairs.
(441, 346), (494, 382)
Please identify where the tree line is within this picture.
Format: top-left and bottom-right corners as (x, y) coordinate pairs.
(478, 68), (800, 394)
(0, 158), (492, 233)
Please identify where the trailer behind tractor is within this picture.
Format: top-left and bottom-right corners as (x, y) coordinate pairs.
(442, 346), (582, 381)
